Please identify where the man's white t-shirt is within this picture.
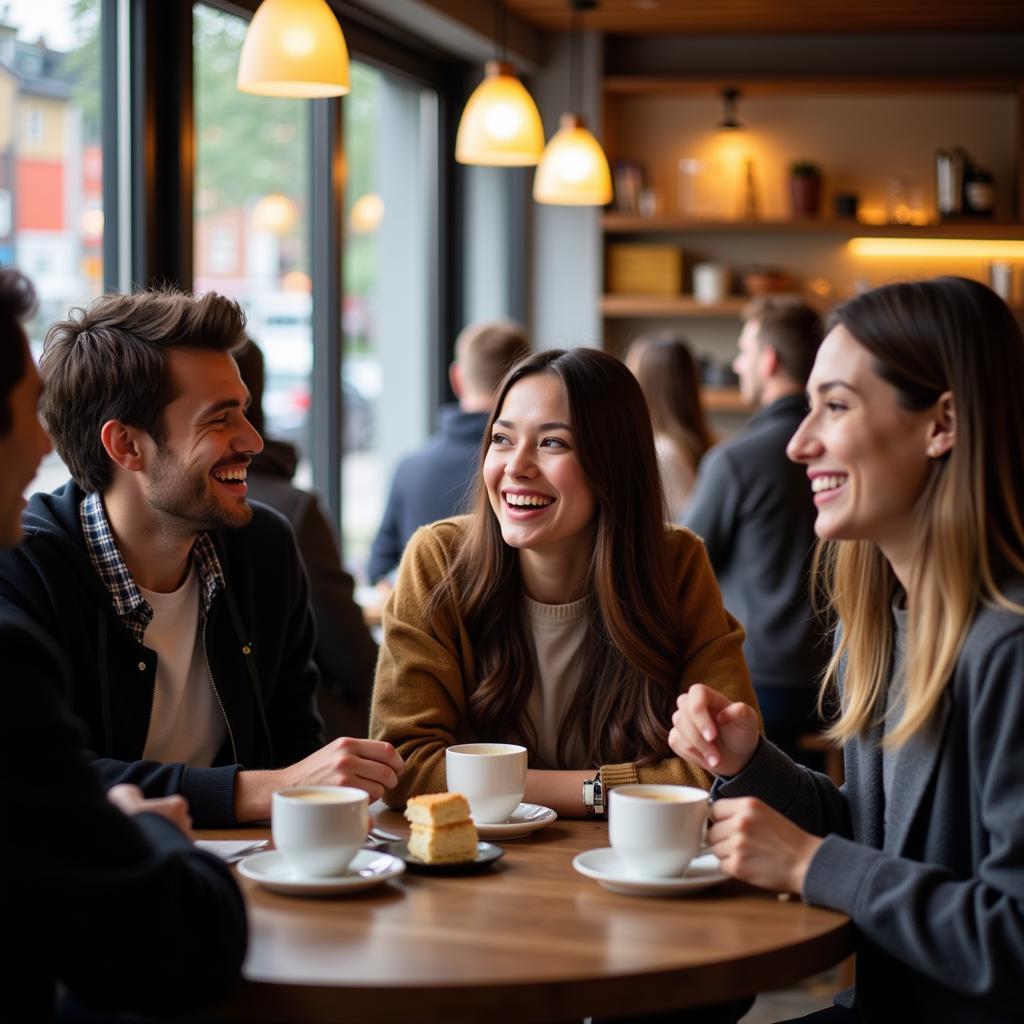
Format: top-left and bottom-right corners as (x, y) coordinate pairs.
(139, 564), (226, 767)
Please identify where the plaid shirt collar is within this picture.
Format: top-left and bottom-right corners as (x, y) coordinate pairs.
(80, 491), (225, 645)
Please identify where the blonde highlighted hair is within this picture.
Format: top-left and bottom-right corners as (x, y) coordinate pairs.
(816, 277), (1024, 747)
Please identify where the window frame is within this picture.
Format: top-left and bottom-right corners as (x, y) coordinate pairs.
(173, 0), (465, 535)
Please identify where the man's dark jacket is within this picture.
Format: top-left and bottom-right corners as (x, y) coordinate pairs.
(1, 607), (247, 1018)
(683, 393), (829, 692)
(367, 405), (488, 583)
(0, 481), (325, 826)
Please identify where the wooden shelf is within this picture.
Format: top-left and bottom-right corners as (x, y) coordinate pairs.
(603, 215), (1024, 238)
(701, 388), (747, 414)
(602, 294), (748, 318)
(603, 75), (1023, 98)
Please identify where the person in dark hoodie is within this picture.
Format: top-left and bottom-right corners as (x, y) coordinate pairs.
(0, 287), (403, 828)
(234, 337), (378, 735)
(0, 267), (247, 1019)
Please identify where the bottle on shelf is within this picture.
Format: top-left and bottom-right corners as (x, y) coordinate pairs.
(742, 158), (759, 220)
(964, 164), (995, 216)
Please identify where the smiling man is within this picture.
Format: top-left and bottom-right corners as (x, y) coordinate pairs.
(0, 288), (401, 827)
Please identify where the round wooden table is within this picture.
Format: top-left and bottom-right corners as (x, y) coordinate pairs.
(213, 810), (852, 1023)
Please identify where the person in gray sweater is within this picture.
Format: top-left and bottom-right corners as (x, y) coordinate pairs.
(669, 277), (1024, 1023)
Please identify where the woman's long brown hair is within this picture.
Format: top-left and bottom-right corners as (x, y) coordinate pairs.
(814, 277), (1024, 747)
(427, 348), (684, 767)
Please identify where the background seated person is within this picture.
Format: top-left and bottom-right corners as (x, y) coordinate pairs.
(372, 347), (758, 817)
(0, 289), (401, 827)
(0, 267), (247, 1019)
(234, 337), (378, 738)
(670, 277), (1024, 1024)
(367, 319), (530, 593)
(628, 332), (714, 520)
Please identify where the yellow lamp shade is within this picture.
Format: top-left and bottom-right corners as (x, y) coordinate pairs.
(533, 114), (612, 206)
(456, 61), (544, 167)
(237, 0), (350, 98)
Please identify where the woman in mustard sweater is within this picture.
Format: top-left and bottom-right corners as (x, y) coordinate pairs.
(371, 347), (758, 816)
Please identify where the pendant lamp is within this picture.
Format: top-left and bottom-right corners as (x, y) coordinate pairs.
(237, 0), (350, 98)
(456, 60), (544, 166)
(456, 3), (543, 166)
(533, 1), (611, 206)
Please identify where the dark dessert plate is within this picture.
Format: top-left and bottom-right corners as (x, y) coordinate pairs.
(381, 840), (505, 875)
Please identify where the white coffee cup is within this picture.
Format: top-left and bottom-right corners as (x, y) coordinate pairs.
(445, 743), (527, 824)
(609, 784), (710, 878)
(271, 785), (369, 878)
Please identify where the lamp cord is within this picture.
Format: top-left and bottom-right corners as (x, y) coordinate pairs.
(497, 0), (507, 64)
(570, 4), (580, 114)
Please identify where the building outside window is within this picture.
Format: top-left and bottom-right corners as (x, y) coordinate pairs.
(0, 0), (103, 495)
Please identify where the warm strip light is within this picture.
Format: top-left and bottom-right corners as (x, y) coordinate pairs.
(456, 61), (544, 166)
(849, 238), (1024, 259)
(237, 0), (350, 98)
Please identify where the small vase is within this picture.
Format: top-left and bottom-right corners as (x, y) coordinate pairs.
(789, 174), (821, 219)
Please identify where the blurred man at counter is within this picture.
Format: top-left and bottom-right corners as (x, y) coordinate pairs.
(683, 297), (830, 765)
(367, 319), (529, 589)
(0, 267), (247, 1018)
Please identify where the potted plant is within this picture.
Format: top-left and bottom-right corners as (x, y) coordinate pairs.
(789, 160), (822, 218)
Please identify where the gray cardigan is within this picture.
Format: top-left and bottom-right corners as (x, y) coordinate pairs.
(716, 585), (1024, 1022)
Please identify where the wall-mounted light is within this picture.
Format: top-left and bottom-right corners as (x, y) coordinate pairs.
(718, 87), (742, 130)
(237, 0), (350, 98)
(848, 238), (1024, 260)
(534, 0), (611, 206)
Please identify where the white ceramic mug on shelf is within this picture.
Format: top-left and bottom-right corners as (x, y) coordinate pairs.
(445, 743), (527, 824)
(609, 784), (710, 878)
(271, 785), (369, 877)
(692, 262), (730, 305)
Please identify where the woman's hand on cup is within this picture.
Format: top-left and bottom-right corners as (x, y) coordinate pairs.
(706, 796), (823, 896)
(668, 683), (759, 777)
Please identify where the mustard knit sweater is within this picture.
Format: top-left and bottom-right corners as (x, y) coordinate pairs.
(370, 517), (758, 808)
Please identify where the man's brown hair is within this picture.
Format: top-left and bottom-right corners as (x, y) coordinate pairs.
(742, 295), (823, 387)
(41, 288), (247, 493)
(455, 320), (530, 396)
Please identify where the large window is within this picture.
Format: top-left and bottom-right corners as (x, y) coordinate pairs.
(194, 3), (313, 474)
(1, 0), (103, 494)
(341, 60), (439, 576)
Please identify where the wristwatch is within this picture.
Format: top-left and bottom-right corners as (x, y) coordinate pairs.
(582, 770), (604, 816)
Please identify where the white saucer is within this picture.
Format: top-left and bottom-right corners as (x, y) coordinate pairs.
(572, 848), (727, 897)
(237, 848), (405, 896)
(473, 803), (558, 839)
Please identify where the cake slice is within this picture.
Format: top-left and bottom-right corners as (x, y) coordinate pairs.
(407, 821), (478, 864)
(404, 792), (478, 863)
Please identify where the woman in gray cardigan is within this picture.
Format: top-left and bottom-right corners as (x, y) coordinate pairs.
(669, 276), (1024, 1023)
